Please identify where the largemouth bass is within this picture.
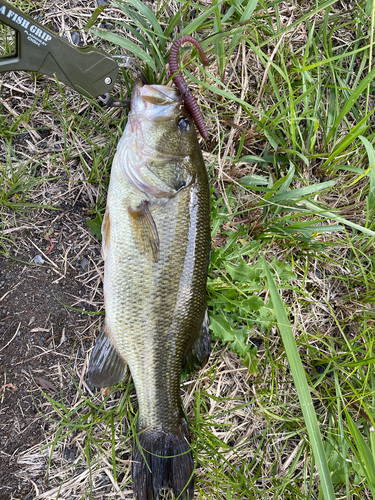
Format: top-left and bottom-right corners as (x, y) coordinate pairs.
(88, 80), (211, 499)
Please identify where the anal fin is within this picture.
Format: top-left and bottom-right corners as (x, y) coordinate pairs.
(182, 309), (211, 376)
(128, 200), (159, 262)
(88, 327), (127, 388)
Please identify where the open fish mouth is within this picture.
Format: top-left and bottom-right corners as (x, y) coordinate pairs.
(130, 81), (182, 123)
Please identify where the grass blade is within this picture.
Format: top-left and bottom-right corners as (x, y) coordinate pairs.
(302, 200), (375, 238)
(259, 0), (338, 48)
(359, 135), (375, 210)
(85, 3), (109, 30)
(266, 180), (336, 204)
(181, 0), (226, 36)
(326, 65), (375, 142)
(115, 0), (165, 49)
(323, 110), (375, 165)
(344, 409), (375, 497)
(263, 261), (335, 500)
(90, 28), (157, 72)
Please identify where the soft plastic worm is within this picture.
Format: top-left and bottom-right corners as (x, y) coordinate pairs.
(169, 35), (210, 139)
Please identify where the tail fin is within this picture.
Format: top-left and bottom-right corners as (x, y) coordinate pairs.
(132, 419), (194, 500)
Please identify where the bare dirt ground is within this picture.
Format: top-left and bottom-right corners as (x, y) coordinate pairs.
(0, 204), (104, 498)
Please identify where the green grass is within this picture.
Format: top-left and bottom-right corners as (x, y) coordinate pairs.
(3, 0), (375, 498)
(0, 22), (16, 56)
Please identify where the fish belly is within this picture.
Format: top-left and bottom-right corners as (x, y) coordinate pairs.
(105, 160), (207, 431)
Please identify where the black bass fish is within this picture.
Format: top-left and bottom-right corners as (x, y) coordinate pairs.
(88, 80), (211, 499)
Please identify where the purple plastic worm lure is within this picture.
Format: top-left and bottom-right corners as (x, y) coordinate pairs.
(169, 35), (210, 139)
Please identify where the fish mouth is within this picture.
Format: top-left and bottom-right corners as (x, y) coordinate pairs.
(131, 81), (181, 123)
(140, 84), (180, 104)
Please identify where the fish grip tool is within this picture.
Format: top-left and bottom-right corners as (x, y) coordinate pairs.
(0, 0), (118, 98)
(97, 56), (150, 107)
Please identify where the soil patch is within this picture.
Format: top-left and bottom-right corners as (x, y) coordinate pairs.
(0, 216), (103, 498)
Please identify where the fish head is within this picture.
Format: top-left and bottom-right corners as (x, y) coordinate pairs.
(129, 81), (199, 158)
(115, 81), (207, 198)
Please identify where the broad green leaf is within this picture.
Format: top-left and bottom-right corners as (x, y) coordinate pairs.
(328, 451), (347, 485)
(261, 257), (296, 283)
(223, 289), (238, 301)
(224, 260), (261, 282)
(240, 350), (259, 374)
(229, 328), (251, 357)
(222, 289), (238, 312)
(86, 215), (103, 239)
(230, 328), (259, 374)
(240, 296), (264, 312)
(209, 314), (234, 342)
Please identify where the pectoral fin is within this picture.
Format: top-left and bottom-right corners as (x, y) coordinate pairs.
(88, 327), (127, 388)
(128, 200), (160, 262)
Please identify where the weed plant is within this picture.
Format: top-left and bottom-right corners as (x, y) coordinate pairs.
(2, 0), (375, 498)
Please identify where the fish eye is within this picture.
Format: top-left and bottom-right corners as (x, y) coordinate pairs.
(177, 117), (190, 131)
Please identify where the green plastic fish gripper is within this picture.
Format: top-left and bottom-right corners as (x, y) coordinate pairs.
(0, 0), (118, 98)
